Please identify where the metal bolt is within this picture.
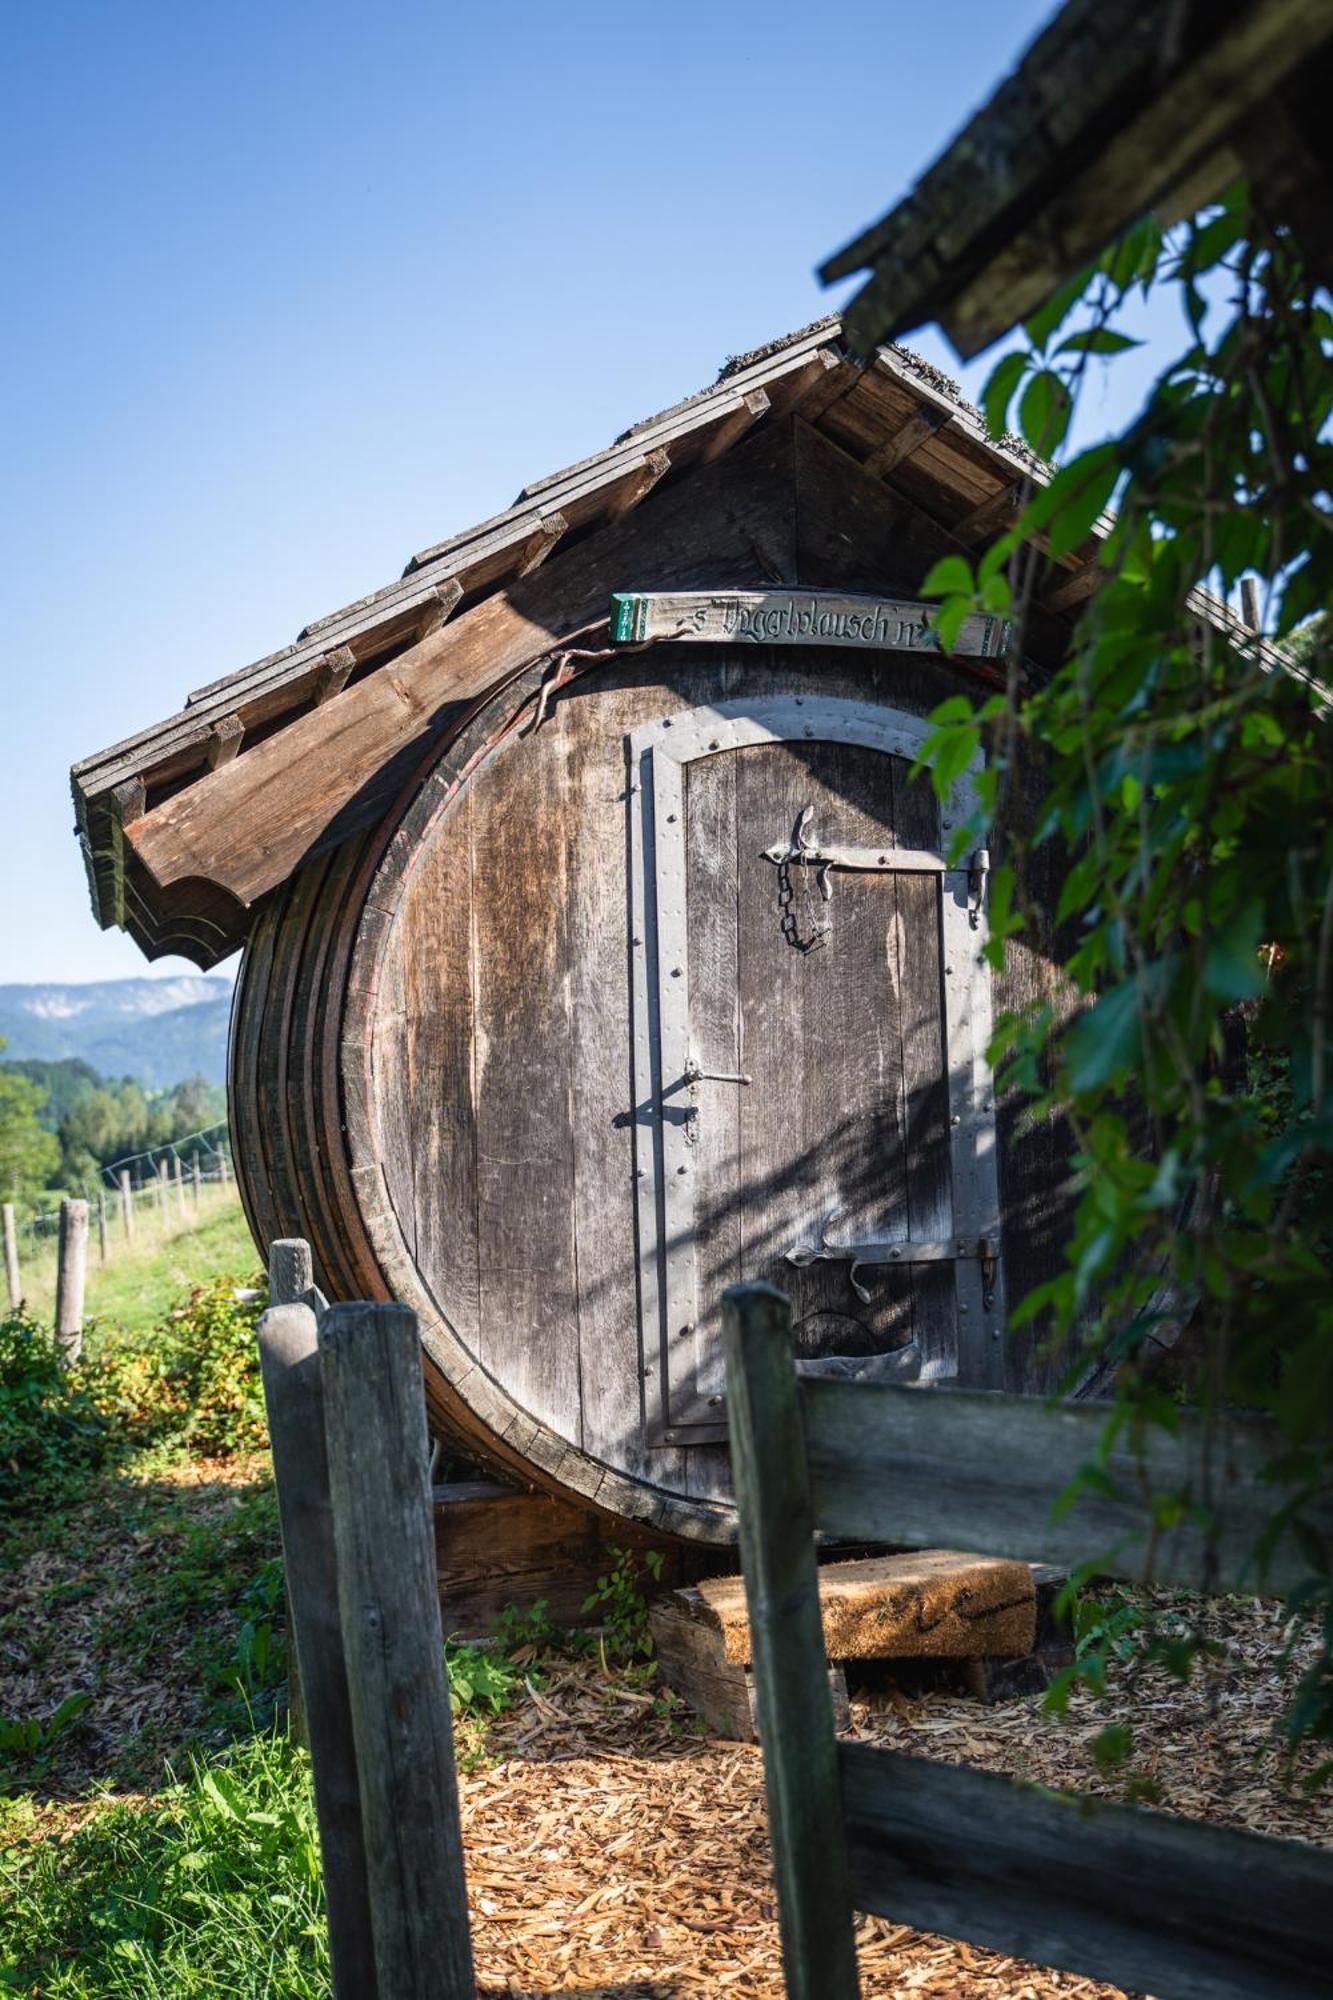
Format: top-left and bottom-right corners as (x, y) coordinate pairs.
(679, 1323), (693, 1337)
(878, 854), (888, 865)
(667, 812), (677, 823)
(676, 1164), (688, 1176)
(663, 716), (673, 727)
(671, 965), (683, 977)
(960, 1303), (969, 1314)
(951, 1114), (961, 1126)
(707, 1396), (722, 1408)
(709, 739), (720, 750)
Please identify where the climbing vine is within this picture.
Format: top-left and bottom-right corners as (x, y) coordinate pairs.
(918, 184), (1333, 1775)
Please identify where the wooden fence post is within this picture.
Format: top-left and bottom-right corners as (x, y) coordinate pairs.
(172, 1155), (187, 1220)
(722, 1281), (860, 2000)
(55, 1198), (89, 1367)
(118, 1168), (134, 1243)
(96, 1192), (108, 1263)
(218, 1148), (230, 1185)
(156, 1158), (169, 1224)
(269, 1239), (318, 1746)
(192, 1154), (202, 1205)
(320, 1301), (476, 1999)
(259, 1294), (377, 2000)
(2, 1203), (20, 1312)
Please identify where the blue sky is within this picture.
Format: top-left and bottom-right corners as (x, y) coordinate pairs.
(1, 0), (1184, 984)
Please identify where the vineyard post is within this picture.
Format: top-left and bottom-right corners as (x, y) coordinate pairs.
(54, 1198), (89, 1366)
(2, 1203), (20, 1312)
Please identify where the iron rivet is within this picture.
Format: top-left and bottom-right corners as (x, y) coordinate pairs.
(676, 1165), (688, 1175)
(667, 813), (677, 823)
(960, 1304), (969, 1314)
(709, 739), (720, 750)
(878, 854), (887, 865)
(804, 726), (813, 737)
(679, 1323), (693, 1337)
(951, 1114), (961, 1126)
(663, 716), (673, 726)
(708, 1396), (722, 1408)
(671, 966), (683, 977)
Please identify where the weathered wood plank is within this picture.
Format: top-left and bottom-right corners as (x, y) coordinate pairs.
(433, 1480), (725, 1636)
(889, 758), (958, 1383)
(650, 1588), (850, 1742)
(257, 1300), (376, 2000)
(469, 718), (579, 1435)
(800, 1376), (1331, 1596)
(319, 1301), (475, 2000)
(721, 1281), (859, 2000)
(123, 423), (802, 914)
(561, 679), (675, 1482)
(610, 588), (1007, 658)
(840, 1741), (1333, 2000)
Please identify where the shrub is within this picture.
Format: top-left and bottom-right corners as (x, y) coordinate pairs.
(0, 1313), (110, 1514)
(85, 1277), (266, 1461)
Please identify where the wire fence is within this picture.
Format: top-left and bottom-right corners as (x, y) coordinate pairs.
(14, 1123), (235, 1247)
(4, 1125), (246, 1328)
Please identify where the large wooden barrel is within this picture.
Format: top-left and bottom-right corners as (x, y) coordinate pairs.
(231, 637), (1077, 1540)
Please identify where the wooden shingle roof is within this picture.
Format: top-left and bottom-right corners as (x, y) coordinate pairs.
(72, 321), (1104, 968)
(823, 0), (1333, 358)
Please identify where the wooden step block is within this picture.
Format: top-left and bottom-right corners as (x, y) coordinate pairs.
(691, 1549), (1036, 1665)
(650, 1588), (850, 1743)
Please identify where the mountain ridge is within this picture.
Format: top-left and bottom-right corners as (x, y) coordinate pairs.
(0, 976), (234, 1087)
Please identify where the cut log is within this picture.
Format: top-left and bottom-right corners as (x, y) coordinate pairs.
(650, 1587), (850, 1743)
(692, 1549), (1037, 1665)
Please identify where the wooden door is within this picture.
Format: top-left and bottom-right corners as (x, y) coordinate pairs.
(630, 695), (1002, 1447)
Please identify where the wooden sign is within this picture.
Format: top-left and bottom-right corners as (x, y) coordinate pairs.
(610, 590), (1009, 659)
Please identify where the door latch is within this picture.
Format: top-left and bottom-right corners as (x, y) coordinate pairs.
(790, 1207), (1001, 1307)
(683, 1056), (752, 1087)
(968, 847), (990, 929)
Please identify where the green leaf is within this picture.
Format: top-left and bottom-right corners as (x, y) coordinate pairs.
(1024, 266), (1093, 351)
(1203, 901), (1266, 1002)
(1056, 327), (1143, 358)
(981, 349), (1029, 438)
(1048, 454), (1120, 560)
(921, 555), (974, 599)
(933, 598), (974, 655)
(1019, 370), (1072, 456)
(1063, 978), (1145, 1093)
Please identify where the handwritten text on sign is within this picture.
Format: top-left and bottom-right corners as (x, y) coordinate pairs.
(610, 590), (1009, 658)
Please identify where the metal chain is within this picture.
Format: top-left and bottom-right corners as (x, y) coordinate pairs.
(776, 851), (829, 953)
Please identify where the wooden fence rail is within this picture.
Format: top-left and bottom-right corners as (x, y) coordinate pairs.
(722, 1280), (1333, 2000)
(257, 1242), (475, 2000)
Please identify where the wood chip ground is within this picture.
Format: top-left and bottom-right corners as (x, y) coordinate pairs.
(460, 1589), (1330, 1999)
(5, 1460), (1329, 1997)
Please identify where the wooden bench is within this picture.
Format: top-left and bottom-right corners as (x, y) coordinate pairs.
(721, 1281), (1333, 2000)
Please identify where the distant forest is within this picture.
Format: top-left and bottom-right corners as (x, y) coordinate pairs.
(0, 1052), (226, 1209)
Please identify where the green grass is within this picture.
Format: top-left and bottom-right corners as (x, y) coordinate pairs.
(21, 1194), (260, 1338)
(0, 1733), (330, 1998)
